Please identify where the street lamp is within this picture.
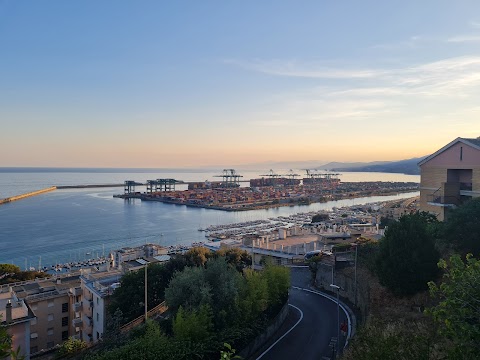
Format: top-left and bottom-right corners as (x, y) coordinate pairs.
(352, 242), (358, 307)
(144, 264), (148, 321)
(330, 284), (340, 357)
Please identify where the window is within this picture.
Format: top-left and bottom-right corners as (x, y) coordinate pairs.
(47, 341), (54, 349)
(460, 146), (463, 161)
(30, 332), (38, 339)
(62, 316), (68, 327)
(96, 297), (99, 305)
(96, 313), (99, 322)
(47, 328), (54, 336)
(30, 346), (38, 354)
(62, 302), (69, 313)
(48, 313), (54, 321)
(48, 300), (54, 307)
(96, 331), (100, 340)
(62, 331), (69, 341)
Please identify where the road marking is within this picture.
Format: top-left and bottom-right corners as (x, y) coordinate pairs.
(292, 286), (352, 349)
(292, 286), (353, 347)
(256, 304), (304, 360)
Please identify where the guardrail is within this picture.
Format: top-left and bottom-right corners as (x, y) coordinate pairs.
(119, 301), (168, 333)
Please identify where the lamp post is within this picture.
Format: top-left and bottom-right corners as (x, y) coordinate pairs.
(330, 284), (340, 357)
(353, 242), (358, 307)
(144, 264), (148, 321)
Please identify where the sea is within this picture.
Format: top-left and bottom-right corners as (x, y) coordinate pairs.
(0, 168), (420, 269)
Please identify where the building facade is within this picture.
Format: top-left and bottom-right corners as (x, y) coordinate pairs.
(1, 289), (35, 360)
(419, 137), (480, 220)
(77, 269), (122, 344)
(9, 275), (81, 356)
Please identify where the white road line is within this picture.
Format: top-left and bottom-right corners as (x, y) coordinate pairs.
(256, 304), (304, 360)
(292, 286), (353, 347)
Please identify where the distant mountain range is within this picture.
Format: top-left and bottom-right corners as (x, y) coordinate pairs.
(316, 157), (425, 175)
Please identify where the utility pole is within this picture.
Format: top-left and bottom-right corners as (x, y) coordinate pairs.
(330, 284), (341, 358)
(354, 243), (358, 307)
(144, 264), (148, 321)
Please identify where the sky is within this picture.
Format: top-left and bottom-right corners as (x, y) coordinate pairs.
(1, 1), (480, 168)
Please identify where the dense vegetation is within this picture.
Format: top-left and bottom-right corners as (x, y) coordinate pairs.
(375, 212), (440, 296)
(84, 249), (289, 360)
(344, 199), (480, 359)
(108, 247), (251, 324)
(0, 264), (48, 285)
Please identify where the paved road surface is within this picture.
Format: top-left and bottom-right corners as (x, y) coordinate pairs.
(254, 267), (349, 360)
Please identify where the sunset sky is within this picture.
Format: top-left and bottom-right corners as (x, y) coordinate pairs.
(1, 1), (480, 168)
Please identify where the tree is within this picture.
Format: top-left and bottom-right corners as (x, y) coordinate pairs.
(215, 247), (251, 272)
(203, 258), (242, 329)
(164, 266), (212, 313)
(0, 264), (20, 275)
(312, 213), (329, 223)
(1, 317), (12, 359)
(108, 256), (187, 323)
(239, 269), (269, 322)
(342, 317), (435, 360)
(184, 247), (212, 267)
(56, 337), (87, 358)
(263, 264), (290, 308)
(427, 254), (480, 359)
(173, 305), (213, 342)
(443, 198), (480, 256)
(375, 212), (440, 296)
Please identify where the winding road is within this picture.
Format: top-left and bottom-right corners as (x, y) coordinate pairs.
(254, 268), (350, 360)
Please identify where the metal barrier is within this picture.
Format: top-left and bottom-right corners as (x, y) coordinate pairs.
(119, 301), (168, 333)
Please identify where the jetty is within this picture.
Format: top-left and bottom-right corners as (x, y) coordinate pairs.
(0, 186), (56, 205)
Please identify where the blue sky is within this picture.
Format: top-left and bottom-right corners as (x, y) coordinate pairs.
(1, 1), (480, 167)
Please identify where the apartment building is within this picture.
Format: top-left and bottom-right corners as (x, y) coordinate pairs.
(112, 244), (167, 270)
(1, 290), (35, 360)
(77, 269), (122, 344)
(10, 275), (81, 356)
(419, 137), (480, 220)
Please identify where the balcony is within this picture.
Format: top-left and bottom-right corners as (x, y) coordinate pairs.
(73, 302), (82, 312)
(72, 317), (83, 327)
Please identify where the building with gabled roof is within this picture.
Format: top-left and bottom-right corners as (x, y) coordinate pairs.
(418, 137), (480, 220)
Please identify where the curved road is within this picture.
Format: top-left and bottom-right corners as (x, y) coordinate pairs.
(255, 268), (349, 360)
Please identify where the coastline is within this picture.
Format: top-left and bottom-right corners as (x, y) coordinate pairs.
(139, 188), (419, 212)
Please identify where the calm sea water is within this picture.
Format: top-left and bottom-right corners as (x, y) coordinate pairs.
(0, 169), (420, 268)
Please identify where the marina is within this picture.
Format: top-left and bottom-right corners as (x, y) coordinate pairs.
(0, 169), (420, 268)
(10, 195), (417, 273)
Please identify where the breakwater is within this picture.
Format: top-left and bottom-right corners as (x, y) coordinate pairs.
(0, 186), (56, 205)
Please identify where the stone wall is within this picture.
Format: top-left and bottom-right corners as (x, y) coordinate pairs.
(315, 264), (370, 323)
(238, 301), (289, 359)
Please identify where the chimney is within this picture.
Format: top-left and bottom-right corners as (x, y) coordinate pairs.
(6, 300), (12, 323)
(57, 278), (61, 285)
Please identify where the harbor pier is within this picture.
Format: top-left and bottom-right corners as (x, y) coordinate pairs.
(0, 186), (57, 205)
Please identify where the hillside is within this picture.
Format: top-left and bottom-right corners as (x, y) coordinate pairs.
(317, 157), (424, 175)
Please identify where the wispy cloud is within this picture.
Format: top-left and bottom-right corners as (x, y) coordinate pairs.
(370, 35), (427, 50)
(226, 55), (480, 97)
(469, 21), (480, 29)
(447, 35), (480, 43)
(222, 59), (385, 79)
(233, 55), (480, 132)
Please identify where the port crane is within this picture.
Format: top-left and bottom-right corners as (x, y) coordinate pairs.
(259, 169), (281, 186)
(214, 169), (243, 188)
